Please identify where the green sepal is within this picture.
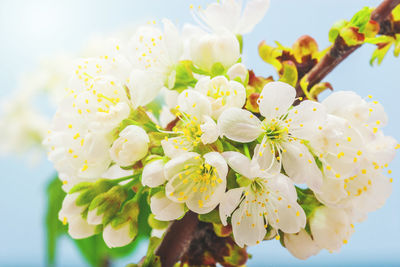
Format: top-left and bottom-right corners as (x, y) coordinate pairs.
(145, 95), (165, 120)
(295, 187), (322, 218)
(72, 179), (115, 207)
(210, 62), (225, 77)
(198, 208), (221, 224)
(340, 27), (365, 46)
(236, 175), (252, 187)
(226, 168), (240, 190)
(221, 241), (248, 267)
(212, 223), (232, 237)
(148, 214), (169, 230)
(89, 185), (128, 225)
(258, 40), (283, 71)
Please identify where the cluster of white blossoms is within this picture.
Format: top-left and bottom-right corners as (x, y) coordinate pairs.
(42, 0), (398, 260)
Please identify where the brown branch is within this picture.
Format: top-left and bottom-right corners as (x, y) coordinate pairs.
(295, 0), (400, 98)
(155, 211), (199, 267)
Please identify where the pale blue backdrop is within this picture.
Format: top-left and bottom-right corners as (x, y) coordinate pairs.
(0, 0), (399, 266)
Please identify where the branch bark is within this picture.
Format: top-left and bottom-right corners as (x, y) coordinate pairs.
(155, 211), (199, 267)
(295, 0), (400, 98)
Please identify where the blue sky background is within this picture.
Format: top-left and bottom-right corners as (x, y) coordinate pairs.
(0, 0), (399, 266)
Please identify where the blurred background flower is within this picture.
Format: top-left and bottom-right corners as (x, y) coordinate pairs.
(0, 0), (399, 266)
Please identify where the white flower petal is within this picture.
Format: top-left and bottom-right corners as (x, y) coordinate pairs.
(128, 69), (164, 108)
(231, 196), (266, 247)
(281, 141), (323, 192)
(150, 191), (185, 221)
(227, 63), (248, 82)
(110, 125), (149, 167)
(258, 81), (296, 119)
(142, 159), (166, 188)
(310, 206), (353, 251)
(200, 116), (219, 144)
(103, 221), (134, 248)
(68, 215), (96, 239)
(164, 152), (201, 180)
(284, 229), (321, 260)
(219, 187), (244, 225)
(218, 107), (263, 142)
(222, 151), (255, 178)
(178, 89), (212, 119)
(87, 207), (103, 225)
(288, 100), (326, 140)
(238, 0), (270, 34)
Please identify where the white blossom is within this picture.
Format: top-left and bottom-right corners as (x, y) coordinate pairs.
(58, 193), (96, 239)
(194, 75), (246, 119)
(127, 19), (183, 107)
(164, 152), (228, 214)
(161, 90), (219, 156)
(220, 151), (306, 247)
(186, 28), (240, 72)
(218, 81), (326, 191)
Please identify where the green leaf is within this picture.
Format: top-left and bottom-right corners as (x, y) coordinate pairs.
(172, 61), (198, 92)
(279, 61), (298, 87)
(370, 42), (393, 65)
(45, 176), (67, 266)
(365, 35), (393, 45)
(349, 7), (372, 32)
(328, 20), (347, 42)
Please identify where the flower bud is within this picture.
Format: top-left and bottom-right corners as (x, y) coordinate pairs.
(58, 193), (96, 239)
(110, 125), (149, 167)
(190, 32), (240, 71)
(103, 220), (138, 248)
(227, 63), (248, 83)
(102, 199), (140, 248)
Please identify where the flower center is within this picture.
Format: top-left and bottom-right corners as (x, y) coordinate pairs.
(261, 119), (289, 144)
